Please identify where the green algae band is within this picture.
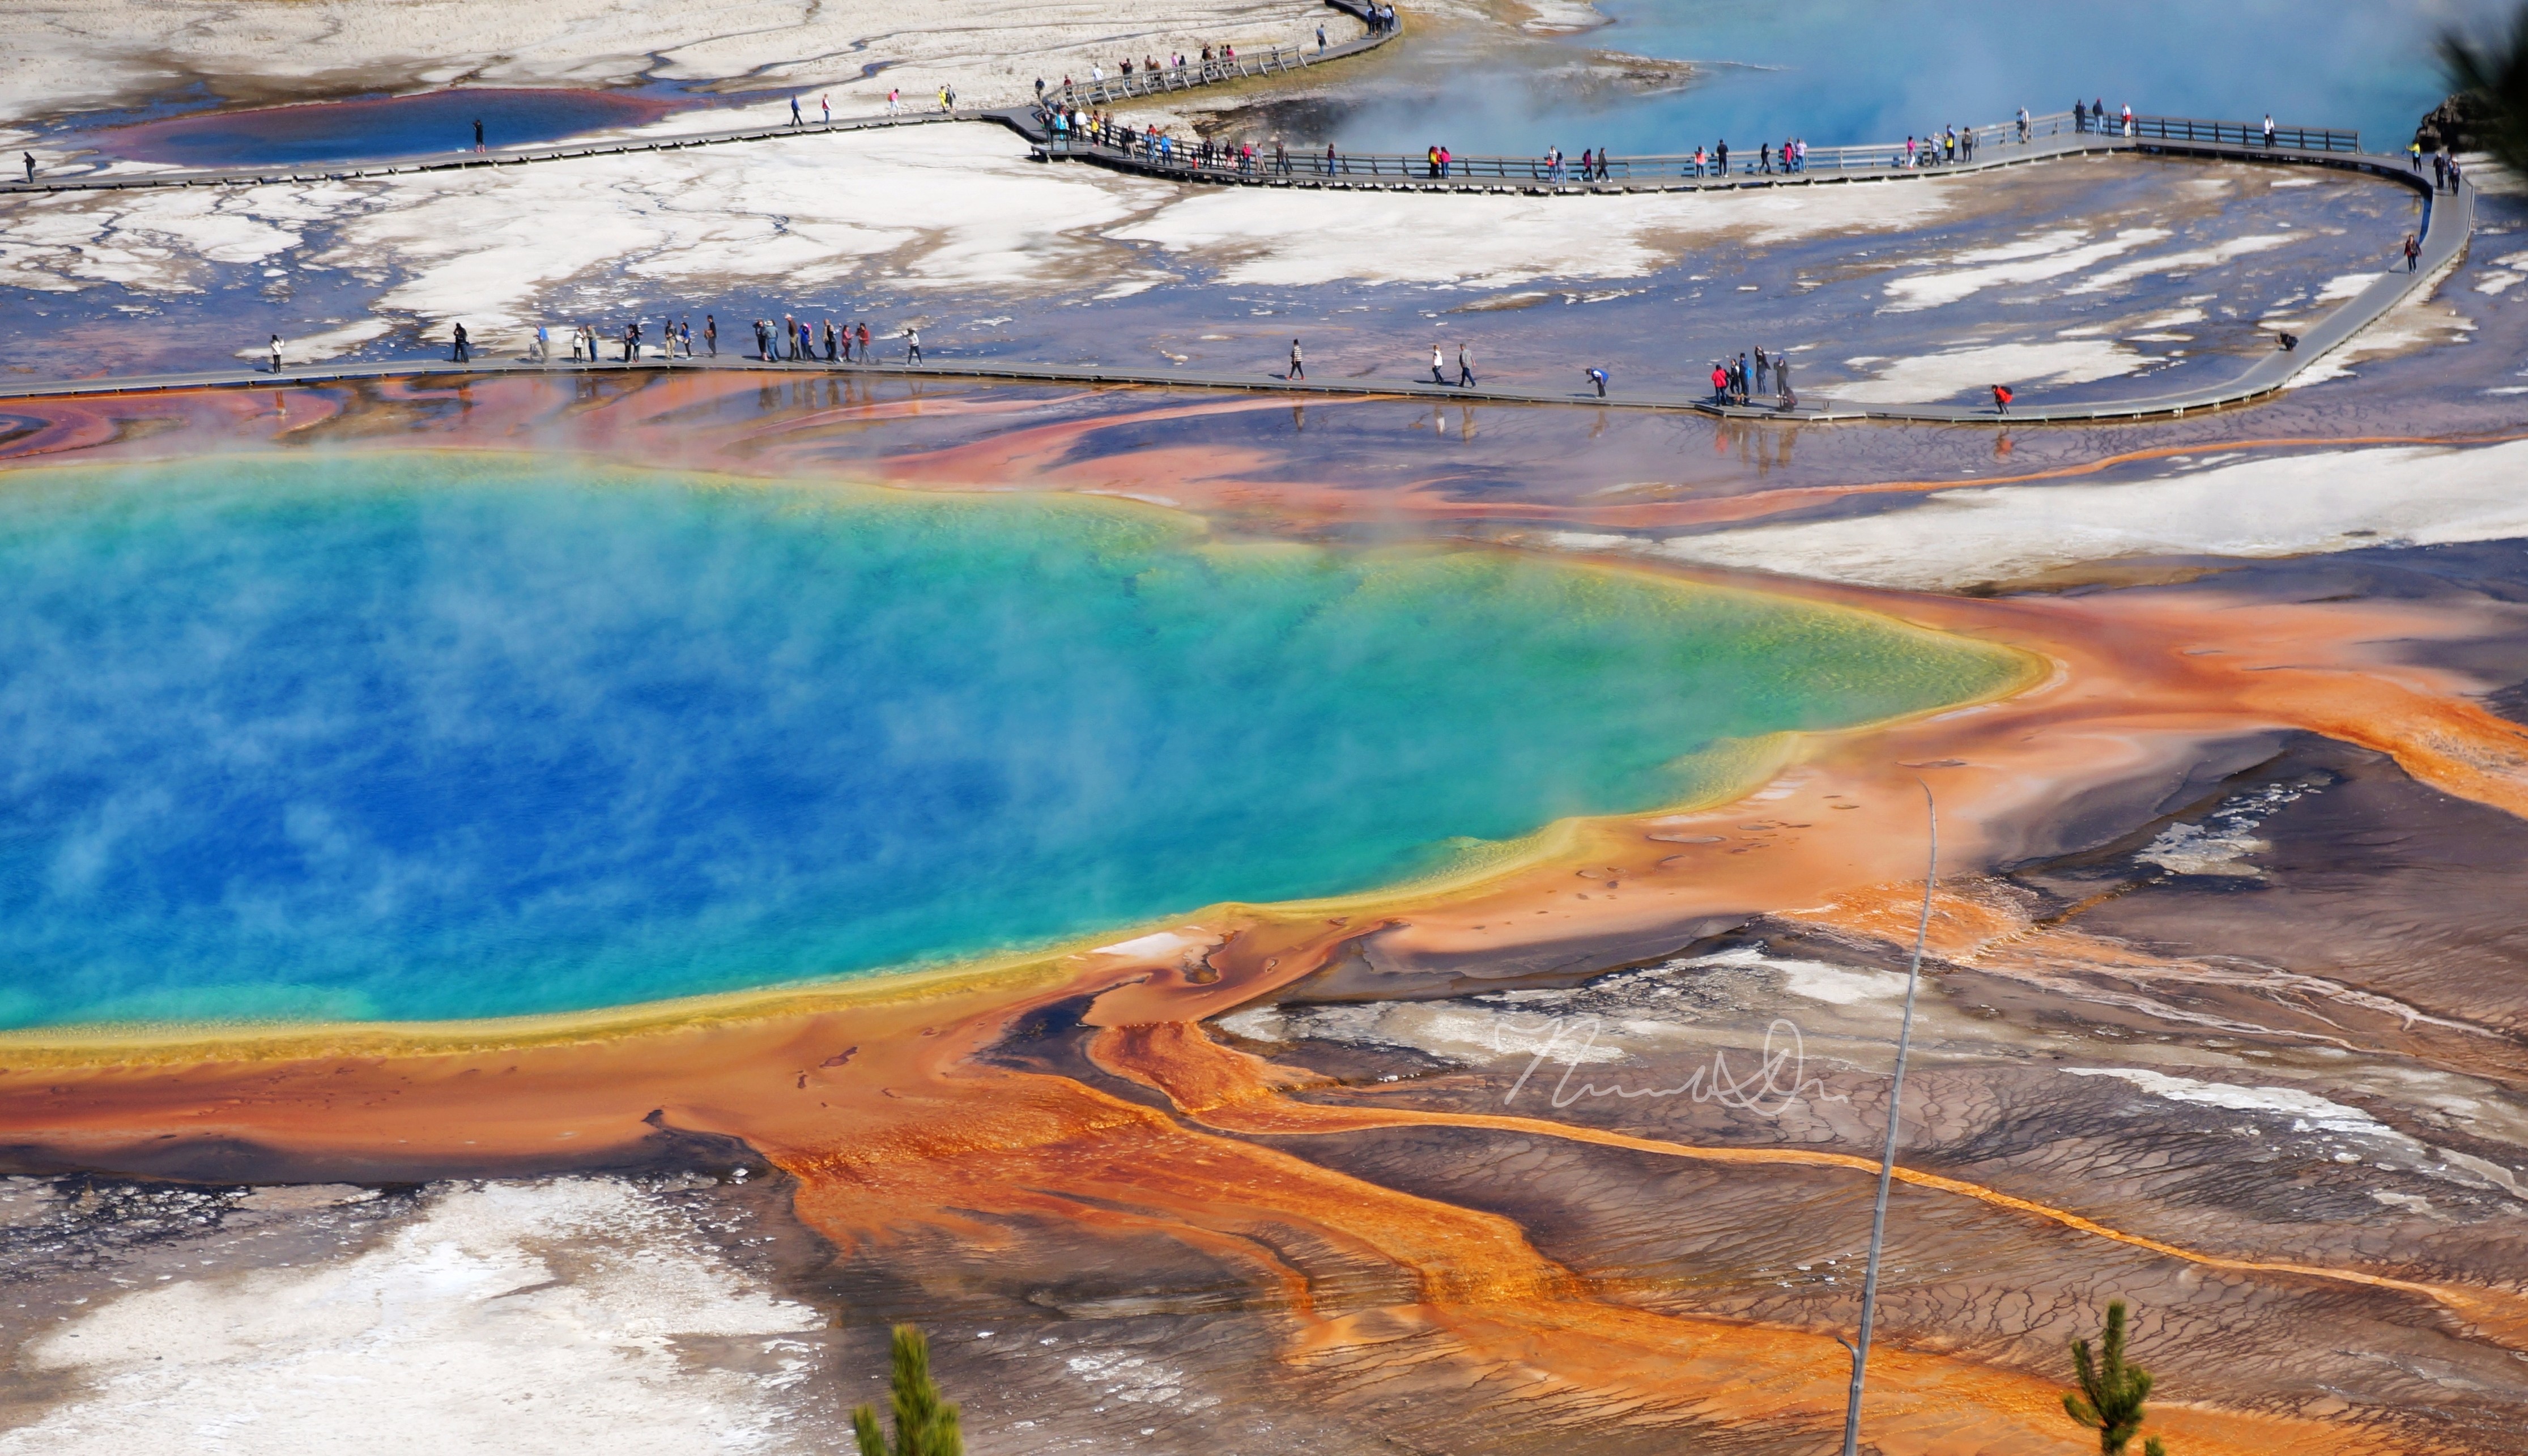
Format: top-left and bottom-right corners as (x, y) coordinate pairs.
(0, 453), (2027, 1027)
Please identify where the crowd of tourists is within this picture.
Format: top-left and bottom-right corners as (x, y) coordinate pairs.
(1708, 348), (1795, 411)
(2071, 98), (2135, 136)
(745, 314), (918, 364)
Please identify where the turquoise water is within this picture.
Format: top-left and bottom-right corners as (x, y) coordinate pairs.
(0, 453), (2022, 1028)
(1348, 0), (2510, 157)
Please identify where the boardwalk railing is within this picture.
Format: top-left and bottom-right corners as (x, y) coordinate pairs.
(1040, 111), (2088, 182)
(2122, 114), (2360, 152)
(1037, 109), (2365, 186)
(1040, 0), (1390, 109)
(1052, 36), (1353, 108)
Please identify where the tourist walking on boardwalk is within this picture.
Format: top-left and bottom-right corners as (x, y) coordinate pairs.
(1714, 139), (1728, 174)
(824, 319), (839, 361)
(1585, 367), (1608, 398)
(1735, 352), (1750, 403)
(1289, 339), (1305, 380)
(680, 318), (693, 356)
(20, 152), (31, 184)
(857, 321), (871, 360)
(2017, 107), (2031, 142)
(2434, 151), (2449, 190)
(1458, 342), (1475, 387)
(782, 313), (798, 360)
(1991, 384), (2012, 415)
(450, 321), (470, 363)
(790, 96), (804, 126)
(533, 324), (549, 361)
(269, 334), (284, 373)
(888, 88), (900, 116)
(1754, 346), (1769, 393)
(905, 326), (922, 364)
(1774, 355), (1793, 411)
(1431, 343), (1446, 384)
(1318, 24), (1327, 53)
(2262, 113), (2276, 147)
(2406, 232), (2421, 272)
(705, 314), (717, 357)
(821, 95), (831, 125)
(1709, 361), (1727, 404)
(474, 118), (484, 153)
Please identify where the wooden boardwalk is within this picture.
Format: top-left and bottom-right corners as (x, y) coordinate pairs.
(0, 0), (2469, 427)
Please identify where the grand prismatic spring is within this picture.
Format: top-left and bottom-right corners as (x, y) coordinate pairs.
(7, 3), (2528, 1454)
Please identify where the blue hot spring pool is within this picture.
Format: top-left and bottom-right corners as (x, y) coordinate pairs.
(93, 87), (673, 168)
(0, 453), (2026, 1028)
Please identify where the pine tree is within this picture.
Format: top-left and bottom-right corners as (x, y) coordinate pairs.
(851, 1324), (963, 1456)
(2441, 4), (2528, 177)
(2062, 1300), (2155, 1455)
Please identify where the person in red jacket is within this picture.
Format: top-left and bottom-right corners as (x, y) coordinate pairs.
(1991, 384), (2014, 415)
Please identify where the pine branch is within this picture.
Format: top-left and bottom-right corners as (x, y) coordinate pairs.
(2440, 3), (2528, 177)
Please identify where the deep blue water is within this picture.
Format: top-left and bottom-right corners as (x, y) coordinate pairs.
(96, 88), (667, 168)
(0, 452), (2021, 1028)
(1340, 0), (2510, 157)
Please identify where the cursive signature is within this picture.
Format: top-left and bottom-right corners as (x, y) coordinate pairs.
(1497, 1014), (1848, 1115)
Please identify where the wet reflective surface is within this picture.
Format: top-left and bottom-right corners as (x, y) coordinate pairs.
(90, 87), (673, 167)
